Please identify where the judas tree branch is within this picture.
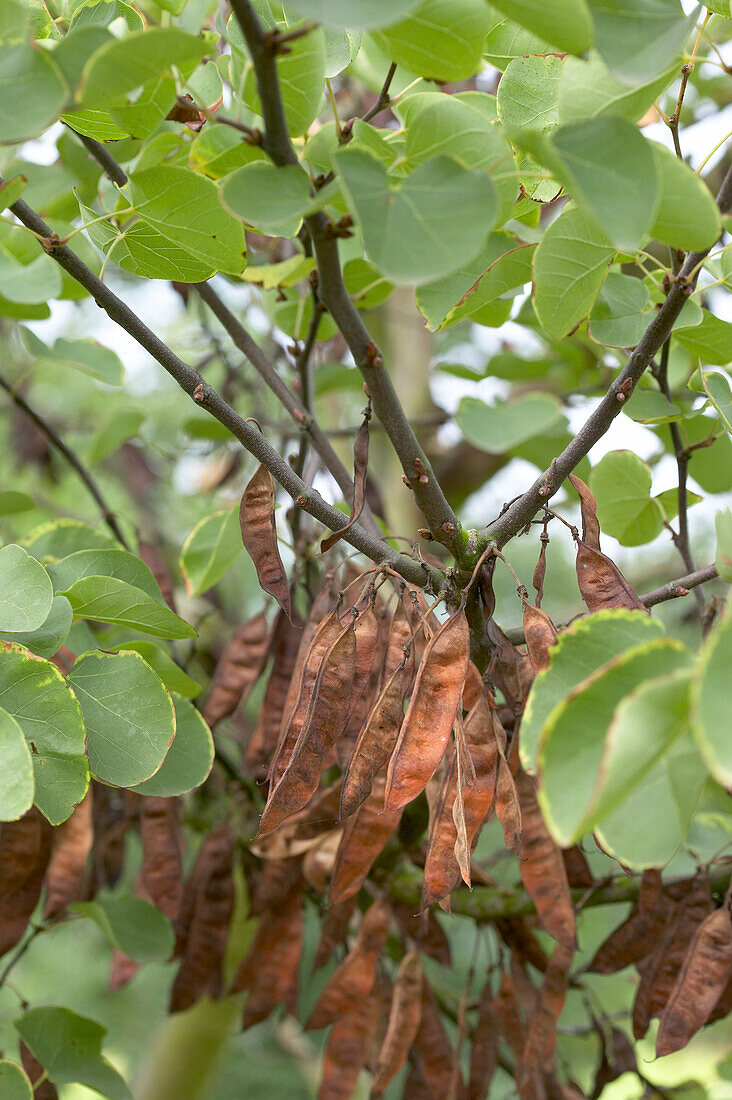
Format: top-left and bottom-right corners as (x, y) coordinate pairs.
(0, 373), (129, 547)
(229, 0), (464, 559)
(5, 187), (443, 592)
(485, 162), (732, 549)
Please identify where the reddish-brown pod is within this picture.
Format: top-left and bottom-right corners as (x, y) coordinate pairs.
(468, 981), (499, 1100)
(381, 591), (415, 685)
(371, 950), (423, 1098)
(656, 906), (732, 1056)
(305, 899), (391, 1030)
(321, 405), (371, 553)
(202, 612), (270, 728)
(412, 978), (465, 1096)
(330, 774), (403, 905)
(0, 808), (52, 956)
(20, 1042), (59, 1100)
(568, 474), (646, 613)
(493, 715), (522, 854)
(318, 992), (379, 1100)
(314, 898), (357, 970)
(385, 609), (470, 812)
(239, 463), (291, 618)
(516, 770), (575, 949)
(520, 941), (574, 1084)
(522, 600), (558, 675)
(246, 608), (304, 770)
(237, 888), (304, 1029)
(43, 790), (93, 919)
(140, 796), (183, 921)
(344, 602), (380, 728)
(138, 539), (177, 610)
(423, 749), (460, 908)
(589, 896), (674, 974)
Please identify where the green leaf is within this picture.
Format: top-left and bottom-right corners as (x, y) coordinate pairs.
(538, 637), (690, 845)
(237, 22), (326, 137)
(484, 8), (554, 69)
(558, 52), (678, 124)
(131, 693), (213, 796)
(497, 54), (563, 131)
(371, 0), (492, 81)
(588, 670), (705, 867)
(681, 414), (732, 494)
(532, 204), (614, 338)
(588, 0), (695, 83)
(0, 595), (73, 659)
(243, 254), (316, 290)
(72, 894), (174, 962)
(334, 148), (498, 286)
(342, 258), (393, 309)
(68, 0), (143, 33)
(189, 125), (266, 179)
(490, 0), (593, 53)
(179, 507), (242, 596)
(0, 645), (88, 825)
(0, 44), (67, 143)
(0, 1061), (33, 1100)
(0, 250), (63, 304)
(87, 408), (145, 465)
(62, 577), (196, 639)
(22, 519), (118, 560)
(674, 310), (732, 365)
(128, 166), (247, 276)
(650, 143), (722, 251)
(288, 0), (420, 29)
(20, 328), (124, 385)
(715, 508), (732, 583)
(323, 27), (362, 76)
(78, 27), (210, 107)
(590, 450), (665, 546)
(456, 394), (563, 453)
(521, 609), (664, 772)
(0, 491), (34, 515)
(655, 486), (702, 523)
(692, 605), (732, 786)
(47, 549), (165, 604)
(15, 1007), (132, 1100)
(115, 641), (201, 698)
(0, 176), (26, 213)
(220, 162), (312, 238)
(68, 649), (176, 786)
(622, 388), (684, 424)
(0, 544), (53, 633)
(0, 707), (34, 822)
(588, 270), (652, 347)
(702, 370), (732, 434)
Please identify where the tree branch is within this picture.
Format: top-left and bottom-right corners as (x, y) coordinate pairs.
(228, 0), (463, 558)
(485, 161), (732, 549)
(4, 186), (443, 592)
(0, 373), (129, 547)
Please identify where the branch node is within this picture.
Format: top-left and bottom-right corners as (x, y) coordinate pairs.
(364, 341), (383, 368)
(295, 493), (308, 507)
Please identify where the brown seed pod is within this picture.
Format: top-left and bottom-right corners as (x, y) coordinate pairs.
(140, 796), (183, 922)
(496, 917), (549, 974)
(522, 600), (558, 674)
(494, 716), (522, 854)
(392, 903), (451, 967)
(318, 991), (379, 1100)
(138, 540), (177, 611)
(423, 749), (460, 909)
(568, 474), (645, 613)
(258, 616), (357, 836)
(589, 895), (674, 973)
(202, 611), (270, 728)
(487, 619), (534, 713)
(237, 887), (304, 1029)
(20, 1042), (59, 1100)
(0, 808), (52, 957)
(656, 906), (732, 1056)
(520, 941), (574, 1084)
(239, 463), (292, 618)
(468, 981), (499, 1100)
(371, 950), (423, 1098)
(561, 846), (593, 889)
(516, 770), (575, 949)
(639, 868), (663, 914)
(330, 774), (403, 905)
(385, 609), (470, 812)
(246, 608), (304, 771)
(413, 978), (465, 1097)
(314, 898), (357, 970)
(43, 790), (93, 919)
(382, 591), (415, 687)
(568, 473), (601, 549)
(306, 899), (391, 1030)
(495, 970), (526, 1060)
(344, 601), (380, 730)
(321, 404), (371, 553)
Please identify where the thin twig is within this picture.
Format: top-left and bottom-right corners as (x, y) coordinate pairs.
(0, 374), (129, 547)
(361, 62), (398, 124)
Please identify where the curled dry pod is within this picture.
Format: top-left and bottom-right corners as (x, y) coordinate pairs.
(468, 982), (499, 1100)
(140, 796), (183, 921)
(236, 887), (304, 1029)
(520, 941), (574, 1085)
(321, 404), (371, 553)
(170, 824), (235, 1012)
(568, 474), (645, 613)
(522, 600), (558, 675)
(515, 770), (575, 949)
(202, 611), (270, 728)
(305, 899), (391, 1030)
(269, 607), (343, 789)
(318, 992), (379, 1100)
(382, 591), (415, 686)
(385, 609), (470, 812)
(561, 846), (593, 889)
(656, 906), (732, 1056)
(487, 619), (534, 713)
(392, 903), (451, 967)
(342, 600), (380, 731)
(340, 655), (410, 820)
(589, 896), (674, 974)
(258, 617), (357, 836)
(246, 607), (304, 771)
(330, 773), (403, 905)
(239, 462), (291, 619)
(413, 978), (464, 1096)
(0, 808), (52, 957)
(314, 898), (357, 970)
(494, 715), (522, 854)
(43, 790), (93, 919)
(423, 748), (459, 909)
(371, 950), (423, 1098)
(495, 970), (526, 1060)
(496, 917), (549, 974)
(639, 868), (663, 914)
(138, 540), (177, 611)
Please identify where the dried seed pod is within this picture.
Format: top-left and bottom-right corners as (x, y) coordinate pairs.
(468, 982), (499, 1100)
(385, 609), (470, 812)
(413, 978), (464, 1096)
(589, 896), (674, 974)
(382, 591), (415, 686)
(140, 797), (183, 921)
(306, 899), (391, 1030)
(423, 749), (460, 909)
(522, 600), (558, 674)
(371, 950), (423, 1098)
(321, 404), (371, 553)
(314, 898), (357, 970)
(0, 809), (52, 957)
(344, 602), (380, 729)
(392, 903), (451, 967)
(302, 829), (342, 894)
(495, 970), (526, 1060)
(202, 612), (270, 728)
(639, 868), (663, 914)
(516, 770), (575, 949)
(330, 774), (403, 905)
(568, 475), (645, 613)
(138, 540), (177, 610)
(532, 538), (548, 609)
(239, 463), (292, 618)
(520, 942), (574, 1084)
(43, 791), (93, 919)
(656, 906), (732, 1056)
(569, 473), (601, 549)
(561, 846), (593, 890)
(20, 1042), (59, 1100)
(496, 917), (549, 974)
(237, 888), (304, 1028)
(318, 992), (379, 1100)
(487, 619), (534, 713)
(246, 608), (304, 771)
(494, 716), (522, 854)
(258, 617), (357, 836)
